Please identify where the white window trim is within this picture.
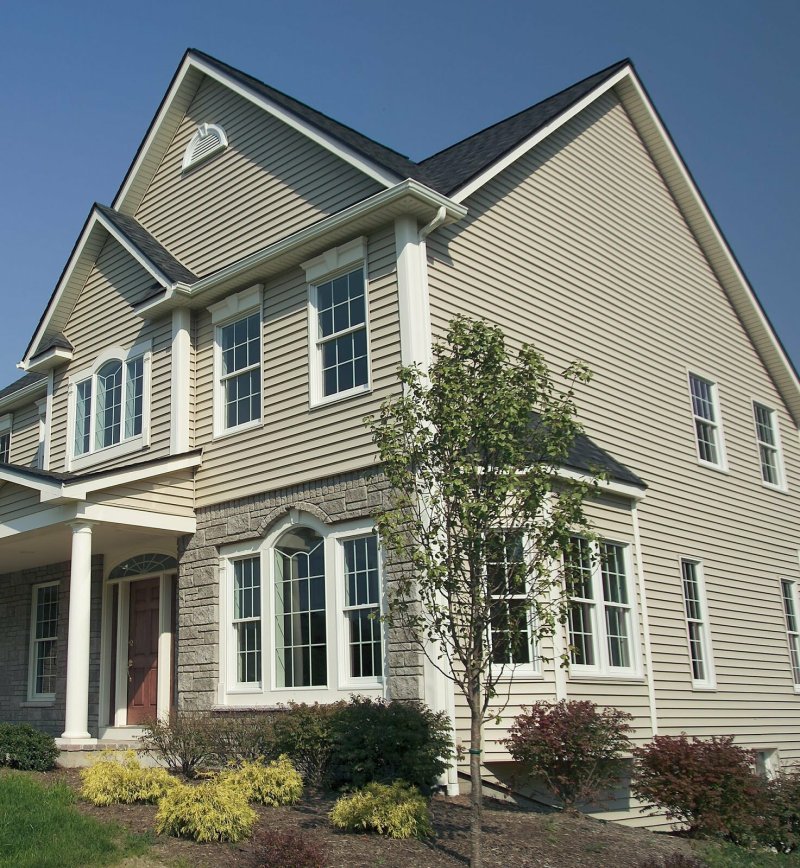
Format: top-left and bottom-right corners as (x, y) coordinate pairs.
(781, 577), (800, 693)
(487, 530), (541, 680)
(679, 557), (716, 690)
(686, 370), (728, 472)
(182, 123), (228, 171)
(302, 237), (372, 408)
(209, 285), (264, 439)
(0, 413), (11, 463)
(218, 512), (386, 706)
(28, 581), (59, 702)
(567, 538), (642, 680)
(752, 401), (787, 491)
(35, 397), (47, 470)
(67, 342), (152, 472)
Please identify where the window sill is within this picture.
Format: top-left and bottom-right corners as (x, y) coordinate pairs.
(761, 481), (789, 494)
(70, 436), (145, 471)
(22, 699), (55, 707)
(212, 419), (262, 442)
(691, 683), (717, 692)
(568, 673), (645, 684)
(310, 383), (371, 410)
(696, 459), (729, 474)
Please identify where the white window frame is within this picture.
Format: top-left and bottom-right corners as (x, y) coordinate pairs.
(35, 398), (47, 470)
(679, 558), (716, 690)
(752, 402), (786, 490)
(565, 537), (641, 680)
(487, 529), (540, 678)
(0, 413), (11, 464)
(780, 578), (800, 692)
(28, 581), (59, 702)
(218, 513), (386, 706)
(302, 237), (372, 408)
(67, 342), (152, 471)
(209, 285), (263, 439)
(687, 371), (727, 471)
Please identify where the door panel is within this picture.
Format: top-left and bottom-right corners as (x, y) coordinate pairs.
(127, 578), (160, 725)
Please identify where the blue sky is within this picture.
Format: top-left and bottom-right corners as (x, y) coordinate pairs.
(0, 0), (797, 381)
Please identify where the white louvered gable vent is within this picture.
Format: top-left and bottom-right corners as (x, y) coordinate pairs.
(182, 123), (228, 171)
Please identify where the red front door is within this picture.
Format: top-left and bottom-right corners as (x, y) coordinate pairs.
(127, 578), (160, 725)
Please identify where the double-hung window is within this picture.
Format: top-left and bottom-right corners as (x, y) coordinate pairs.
(753, 403), (785, 488)
(303, 238), (370, 405)
(70, 344), (149, 468)
(781, 580), (800, 689)
(0, 414), (10, 463)
(29, 582), (59, 700)
(223, 519), (385, 703)
(688, 373), (725, 468)
(487, 530), (536, 669)
(210, 285), (263, 436)
(565, 537), (638, 677)
(681, 559), (715, 689)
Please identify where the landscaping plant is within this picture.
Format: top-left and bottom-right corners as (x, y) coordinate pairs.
(155, 777), (256, 842)
(329, 781), (433, 839)
(504, 699), (632, 810)
(255, 828), (327, 868)
(139, 711), (215, 777)
(221, 756), (303, 806)
(80, 750), (178, 805)
(0, 723), (58, 771)
(632, 734), (763, 840)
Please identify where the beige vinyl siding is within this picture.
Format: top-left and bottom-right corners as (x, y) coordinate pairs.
(428, 88), (800, 775)
(49, 236), (173, 474)
(0, 486), (46, 524)
(86, 471), (195, 517)
(193, 226), (401, 506)
(134, 76), (383, 277)
(9, 403), (41, 468)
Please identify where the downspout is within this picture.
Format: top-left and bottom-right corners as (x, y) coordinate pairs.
(419, 205), (447, 242)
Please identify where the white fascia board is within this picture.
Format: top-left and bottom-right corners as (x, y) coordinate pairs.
(26, 347), (74, 374)
(136, 181), (466, 317)
(0, 504), (78, 538)
(451, 66), (631, 204)
(74, 503), (196, 534)
(0, 379), (48, 412)
(0, 468), (62, 500)
(94, 211), (174, 288)
(555, 466), (647, 502)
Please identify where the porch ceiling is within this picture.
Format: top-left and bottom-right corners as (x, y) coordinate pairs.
(0, 520), (183, 574)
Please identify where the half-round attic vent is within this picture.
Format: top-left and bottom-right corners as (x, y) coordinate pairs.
(182, 123), (228, 170)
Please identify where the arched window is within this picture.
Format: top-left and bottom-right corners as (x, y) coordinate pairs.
(109, 553), (177, 580)
(182, 123), (228, 171)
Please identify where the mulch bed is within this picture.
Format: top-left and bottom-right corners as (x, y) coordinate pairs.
(43, 768), (697, 867)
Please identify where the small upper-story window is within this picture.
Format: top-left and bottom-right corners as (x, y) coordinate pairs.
(681, 559), (715, 689)
(302, 238), (371, 406)
(182, 123), (228, 171)
(781, 579), (800, 689)
(69, 344), (150, 469)
(688, 373), (726, 469)
(209, 285), (263, 437)
(0, 413), (10, 463)
(753, 403), (785, 489)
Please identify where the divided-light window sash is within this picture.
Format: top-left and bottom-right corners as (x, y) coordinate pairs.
(30, 582), (59, 699)
(232, 556), (262, 686)
(487, 530), (536, 669)
(0, 431), (9, 464)
(781, 580), (800, 687)
(688, 374), (723, 467)
(342, 534), (384, 680)
(753, 403), (784, 488)
(219, 312), (261, 431)
(681, 559), (714, 688)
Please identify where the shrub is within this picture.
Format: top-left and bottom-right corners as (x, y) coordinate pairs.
(0, 723), (59, 771)
(139, 711), (216, 777)
(632, 734), (762, 840)
(209, 713), (277, 764)
(328, 696), (452, 793)
(80, 750), (178, 805)
(757, 768), (800, 852)
(270, 702), (343, 788)
(503, 700), (632, 809)
(636, 857), (705, 868)
(155, 777), (256, 842)
(221, 756), (303, 806)
(254, 829), (326, 868)
(329, 781), (433, 839)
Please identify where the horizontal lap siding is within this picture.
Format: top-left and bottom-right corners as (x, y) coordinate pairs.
(87, 471), (195, 516)
(0, 486), (44, 522)
(429, 89), (800, 771)
(10, 403), (40, 468)
(134, 77), (383, 277)
(194, 227), (401, 506)
(50, 238), (173, 473)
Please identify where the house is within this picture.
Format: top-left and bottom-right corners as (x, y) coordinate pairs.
(1, 48), (798, 823)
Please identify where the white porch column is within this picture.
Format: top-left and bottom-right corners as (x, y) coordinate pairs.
(61, 521), (94, 742)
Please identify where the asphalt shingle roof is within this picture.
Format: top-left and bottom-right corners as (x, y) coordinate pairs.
(0, 372), (47, 403)
(566, 430), (644, 488)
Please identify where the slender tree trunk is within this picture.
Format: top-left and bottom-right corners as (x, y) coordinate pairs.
(469, 690), (483, 867)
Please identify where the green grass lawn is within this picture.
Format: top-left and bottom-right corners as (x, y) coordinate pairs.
(694, 840), (800, 867)
(0, 771), (150, 868)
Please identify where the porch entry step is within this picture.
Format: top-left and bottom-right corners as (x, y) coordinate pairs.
(55, 738), (157, 768)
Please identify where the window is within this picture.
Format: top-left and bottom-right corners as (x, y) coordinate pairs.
(565, 538), (638, 677)
(0, 414), (9, 464)
(753, 403), (785, 488)
(303, 237), (370, 405)
(70, 345), (149, 466)
(182, 123), (228, 171)
(681, 559), (715, 688)
(210, 286), (262, 436)
(781, 580), (800, 689)
(35, 398), (47, 469)
(688, 373), (725, 468)
(29, 583), (59, 699)
(487, 531), (535, 669)
(221, 518), (384, 702)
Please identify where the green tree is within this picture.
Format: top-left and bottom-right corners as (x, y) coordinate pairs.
(369, 316), (596, 867)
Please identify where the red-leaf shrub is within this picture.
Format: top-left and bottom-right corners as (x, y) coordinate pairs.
(255, 829), (326, 868)
(760, 768), (800, 852)
(503, 700), (632, 809)
(632, 734), (763, 840)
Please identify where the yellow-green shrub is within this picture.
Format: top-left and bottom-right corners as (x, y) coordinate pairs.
(329, 781), (433, 839)
(222, 756), (303, 806)
(80, 750), (178, 806)
(155, 778), (256, 842)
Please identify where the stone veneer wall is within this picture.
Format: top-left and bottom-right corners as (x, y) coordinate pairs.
(0, 555), (103, 736)
(176, 468), (425, 709)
